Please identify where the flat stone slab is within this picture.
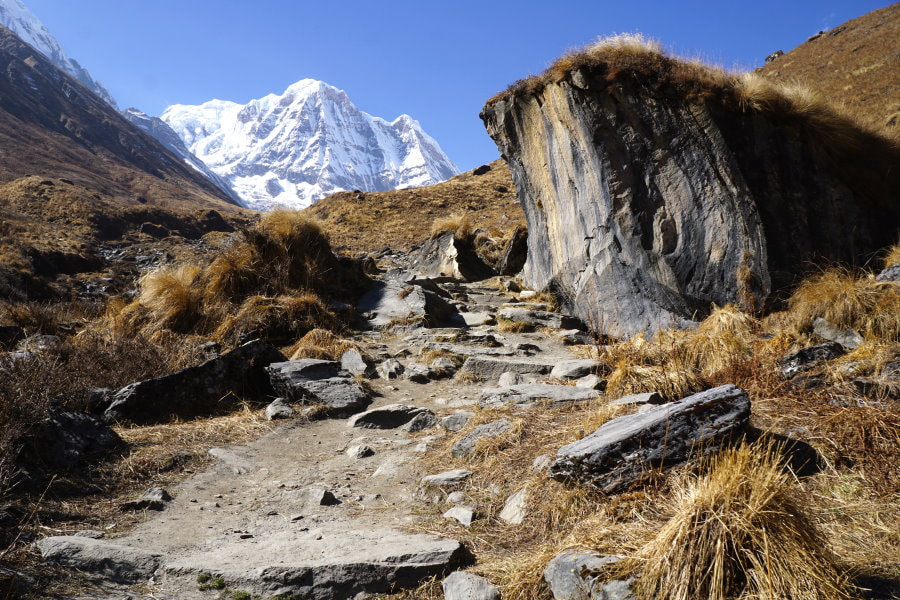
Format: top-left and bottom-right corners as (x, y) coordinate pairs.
(163, 524), (463, 599)
(480, 384), (600, 407)
(461, 312), (496, 327)
(422, 469), (473, 487)
(549, 384), (750, 493)
(451, 419), (512, 457)
(347, 404), (432, 429)
(459, 356), (554, 381)
(497, 306), (583, 330)
(267, 359), (370, 416)
(35, 536), (163, 583)
(550, 359), (604, 379)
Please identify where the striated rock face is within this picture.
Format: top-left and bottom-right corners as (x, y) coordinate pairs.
(481, 66), (899, 337)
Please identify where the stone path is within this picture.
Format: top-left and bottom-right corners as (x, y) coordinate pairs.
(37, 277), (592, 599)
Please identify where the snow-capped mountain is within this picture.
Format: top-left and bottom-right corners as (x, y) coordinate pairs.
(162, 79), (459, 210)
(0, 0), (115, 106)
(121, 108), (244, 206)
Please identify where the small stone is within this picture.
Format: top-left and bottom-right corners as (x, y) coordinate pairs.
(443, 505), (476, 527)
(519, 290), (537, 299)
(441, 411), (474, 433)
(446, 491), (466, 504)
(265, 398), (295, 420)
(550, 359), (603, 380)
(346, 445), (375, 459)
(813, 317), (863, 350)
(498, 371), (522, 387)
(442, 571), (501, 600)
(608, 392), (664, 406)
(575, 374), (604, 389)
(531, 453), (552, 472)
(404, 363), (432, 383)
(498, 488), (528, 525)
(421, 469), (472, 487)
(403, 411), (438, 432)
(376, 358), (404, 380)
(340, 349), (371, 377)
(121, 487), (172, 512)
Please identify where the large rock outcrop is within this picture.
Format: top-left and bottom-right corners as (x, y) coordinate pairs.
(481, 47), (900, 336)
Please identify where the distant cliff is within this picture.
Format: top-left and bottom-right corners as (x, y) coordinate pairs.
(482, 35), (899, 337)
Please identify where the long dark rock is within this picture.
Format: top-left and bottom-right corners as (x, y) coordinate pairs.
(105, 340), (285, 424)
(549, 385), (750, 493)
(267, 359), (370, 416)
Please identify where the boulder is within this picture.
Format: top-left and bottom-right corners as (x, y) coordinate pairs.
(106, 340), (285, 424)
(443, 571), (501, 600)
(346, 444), (375, 459)
(481, 51), (899, 338)
(358, 278), (465, 328)
(348, 404), (432, 429)
(404, 362), (432, 383)
(441, 411), (474, 433)
(550, 359), (604, 379)
(451, 419), (512, 458)
(265, 398), (295, 420)
(544, 550), (634, 600)
(403, 411), (438, 432)
(459, 355), (554, 381)
(17, 410), (122, 480)
(480, 384), (600, 407)
(549, 385), (750, 493)
(340, 349), (372, 377)
(267, 359), (370, 416)
(430, 357), (458, 376)
(35, 536), (163, 583)
(408, 231), (496, 281)
(377, 358), (405, 380)
(498, 306), (583, 330)
(812, 317), (863, 350)
(496, 225), (529, 276)
(780, 342), (845, 378)
(608, 392), (663, 406)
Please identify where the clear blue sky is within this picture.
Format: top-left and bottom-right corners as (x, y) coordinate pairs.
(26, 0), (888, 171)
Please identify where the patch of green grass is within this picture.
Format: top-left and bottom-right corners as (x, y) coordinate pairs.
(198, 575), (226, 591)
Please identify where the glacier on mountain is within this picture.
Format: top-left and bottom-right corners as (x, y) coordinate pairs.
(0, 0), (116, 106)
(162, 79), (459, 210)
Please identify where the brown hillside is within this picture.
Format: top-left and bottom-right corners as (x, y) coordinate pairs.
(305, 160), (524, 254)
(758, 2), (900, 140)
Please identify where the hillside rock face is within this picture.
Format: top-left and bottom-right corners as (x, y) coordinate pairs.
(481, 70), (899, 337)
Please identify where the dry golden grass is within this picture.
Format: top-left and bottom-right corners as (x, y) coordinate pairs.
(286, 328), (359, 361)
(626, 442), (853, 600)
(684, 304), (759, 377)
(496, 318), (533, 333)
(883, 244), (900, 268)
(430, 213), (473, 240)
(606, 359), (707, 401)
(213, 293), (339, 347)
(132, 263), (204, 333)
(787, 268), (900, 343)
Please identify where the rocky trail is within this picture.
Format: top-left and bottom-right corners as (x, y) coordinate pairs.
(36, 275), (597, 599)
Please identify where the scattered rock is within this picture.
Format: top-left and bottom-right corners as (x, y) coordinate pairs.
(443, 571), (501, 600)
(459, 356), (554, 381)
(549, 385), (750, 493)
(780, 342), (845, 378)
(531, 453), (552, 472)
(550, 359), (604, 379)
(446, 491), (466, 504)
(121, 488), (172, 512)
(403, 411), (438, 432)
(441, 411), (474, 433)
(876, 263), (900, 282)
(348, 404), (433, 429)
(346, 445), (375, 459)
(265, 398), (295, 420)
(376, 358), (405, 380)
(443, 505), (476, 527)
(812, 317), (863, 350)
(16, 334), (60, 352)
(765, 50), (784, 62)
(519, 290), (537, 299)
(498, 488), (528, 525)
(340, 349), (372, 377)
(462, 311), (496, 326)
(544, 550), (634, 600)
(498, 371), (522, 386)
(575, 374), (604, 390)
(267, 359), (370, 416)
(429, 357), (458, 376)
(422, 469), (473, 487)
(106, 340), (285, 424)
(35, 536), (163, 583)
(451, 419), (512, 457)
(608, 392), (664, 406)
(404, 362), (432, 383)
(498, 306), (583, 330)
(480, 384), (600, 407)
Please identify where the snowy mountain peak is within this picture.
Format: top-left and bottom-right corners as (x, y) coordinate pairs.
(0, 0), (116, 106)
(162, 79), (459, 211)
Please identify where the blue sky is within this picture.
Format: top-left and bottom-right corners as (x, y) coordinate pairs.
(26, 0), (887, 171)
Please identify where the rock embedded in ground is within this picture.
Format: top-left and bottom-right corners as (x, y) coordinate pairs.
(443, 505), (476, 527)
(35, 536), (163, 583)
(557, 329), (593, 345)
(357, 278), (464, 329)
(480, 384), (600, 408)
(340, 349), (371, 377)
(267, 359), (370, 416)
(497, 306), (583, 330)
(451, 418), (512, 458)
(544, 550), (633, 600)
(346, 444), (375, 459)
(121, 487), (172, 512)
(575, 374), (604, 389)
(265, 398), (295, 420)
(376, 358), (404, 380)
(608, 392), (664, 406)
(443, 571), (501, 600)
(106, 340), (285, 424)
(498, 488), (529, 525)
(550, 385), (750, 493)
(421, 469), (473, 487)
(459, 355), (554, 381)
(404, 362), (432, 383)
(550, 359), (605, 379)
(498, 371), (522, 386)
(441, 411), (474, 433)
(812, 317), (863, 350)
(408, 231), (496, 281)
(429, 356), (458, 376)
(780, 342), (845, 378)
(481, 57), (899, 338)
(347, 404), (433, 429)
(403, 411), (438, 432)
(876, 263), (900, 282)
